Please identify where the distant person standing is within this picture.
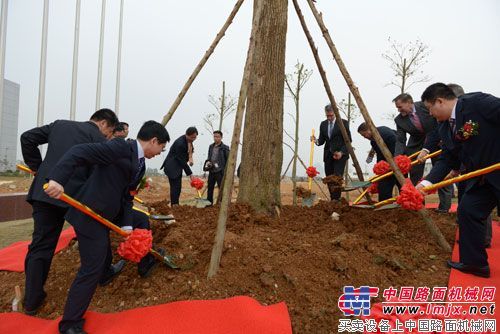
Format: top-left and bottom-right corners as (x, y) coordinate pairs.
(20, 109), (118, 316)
(311, 104), (351, 201)
(112, 122), (129, 138)
(204, 130), (229, 205)
(160, 127), (197, 205)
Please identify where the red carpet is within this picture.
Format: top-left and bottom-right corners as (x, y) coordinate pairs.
(0, 227), (76, 272)
(0, 296), (292, 334)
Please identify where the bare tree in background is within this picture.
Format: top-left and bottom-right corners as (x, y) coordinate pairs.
(382, 38), (431, 120)
(203, 81), (237, 133)
(284, 61), (312, 205)
(383, 38), (431, 93)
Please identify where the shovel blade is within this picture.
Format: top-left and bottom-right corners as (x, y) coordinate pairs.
(162, 254), (180, 269)
(344, 180), (371, 191)
(195, 198), (211, 208)
(351, 204), (375, 209)
(149, 214), (175, 220)
(374, 203), (400, 211)
(302, 193), (316, 207)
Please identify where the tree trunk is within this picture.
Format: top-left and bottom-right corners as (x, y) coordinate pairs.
(237, 0), (288, 212)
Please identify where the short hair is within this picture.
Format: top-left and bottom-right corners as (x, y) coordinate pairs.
(186, 126), (198, 136)
(447, 83), (465, 97)
(392, 93), (413, 103)
(90, 108), (119, 127)
(421, 83), (456, 103)
(213, 130), (223, 137)
(113, 122), (129, 133)
(324, 104), (333, 112)
(357, 122), (369, 133)
(137, 121), (170, 144)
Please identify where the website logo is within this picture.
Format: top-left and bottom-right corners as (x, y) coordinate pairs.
(338, 286), (379, 316)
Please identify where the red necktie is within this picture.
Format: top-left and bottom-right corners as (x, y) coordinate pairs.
(409, 112), (423, 133)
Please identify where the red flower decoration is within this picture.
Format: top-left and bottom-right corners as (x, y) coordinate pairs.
(306, 166), (320, 178)
(373, 161), (390, 175)
(368, 182), (378, 194)
(190, 177), (204, 190)
(396, 179), (424, 211)
(456, 120), (479, 141)
(394, 155), (412, 174)
(117, 229), (153, 263)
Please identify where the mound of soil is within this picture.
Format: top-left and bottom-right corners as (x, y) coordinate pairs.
(322, 175), (344, 192)
(0, 202), (456, 333)
(295, 186), (311, 198)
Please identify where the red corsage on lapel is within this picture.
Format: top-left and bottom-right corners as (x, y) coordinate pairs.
(456, 120), (479, 141)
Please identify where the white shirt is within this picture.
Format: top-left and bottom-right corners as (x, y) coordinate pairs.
(137, 140), (144, 160)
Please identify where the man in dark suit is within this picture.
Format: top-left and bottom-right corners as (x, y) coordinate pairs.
(160, 127), (197, 205)
(357, 123), (398, 201)
(417, 83), (500, 278)
(44, 121), (169, 334)
(393, 93), (437, 185)
(312, 104), (351, 200)
(19, 109), (118, 316)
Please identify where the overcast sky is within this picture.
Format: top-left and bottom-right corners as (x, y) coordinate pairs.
(4, 0), (500, 176)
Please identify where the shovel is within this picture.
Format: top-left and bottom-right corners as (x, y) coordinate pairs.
(194, 189), (212, 208)
(43, 184), (179, 269)
(302, 129), (317, 207)
(373, 163), (500, 210)
(350, 150), (442, 204)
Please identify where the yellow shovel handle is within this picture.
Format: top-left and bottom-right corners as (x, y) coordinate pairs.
(373, 162), (500, 209)
(16, 164), (35, 175)
(354, 150), (440, 205)
(371, 150), (442, 184)
(308, 129), (315, 190)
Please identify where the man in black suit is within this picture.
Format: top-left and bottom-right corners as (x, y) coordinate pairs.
(19, 109), (118, 316)
(393, 93), (437, 185)
(312, 104), (351, 200)
(357, 123), (398, 201)
(45, 121), (169, 334)
(417, 83), (500, 278)
(204, 130), (230, 205)
(160, 127), (197, 205)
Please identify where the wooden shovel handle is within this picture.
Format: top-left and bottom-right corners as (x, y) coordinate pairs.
(43, 183), (128, 237)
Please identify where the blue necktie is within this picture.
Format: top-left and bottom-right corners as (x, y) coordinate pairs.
(134, 157), (145, 183)
(328, 122), (333, 138)
(449, 118), (456, 135)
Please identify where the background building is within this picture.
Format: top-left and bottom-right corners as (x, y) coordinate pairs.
(0, 79), (20, 172)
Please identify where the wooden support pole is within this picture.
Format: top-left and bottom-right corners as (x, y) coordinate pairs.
(207, 0), (261, 279)
(292, 0), (371, 204)
(161, 0), (245, 126)
(305, 0), (450, 251)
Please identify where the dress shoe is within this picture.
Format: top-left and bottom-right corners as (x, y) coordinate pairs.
(138, 248), (164, 278)
(99, 259), (126, 286)
(435, 208), (449, 214)
(60, 327), (87, 334)
(24, 291), (47, 316)
(447, 260), (490, 278)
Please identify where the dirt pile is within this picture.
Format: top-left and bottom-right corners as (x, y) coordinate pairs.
(0, 201), (457, 333)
